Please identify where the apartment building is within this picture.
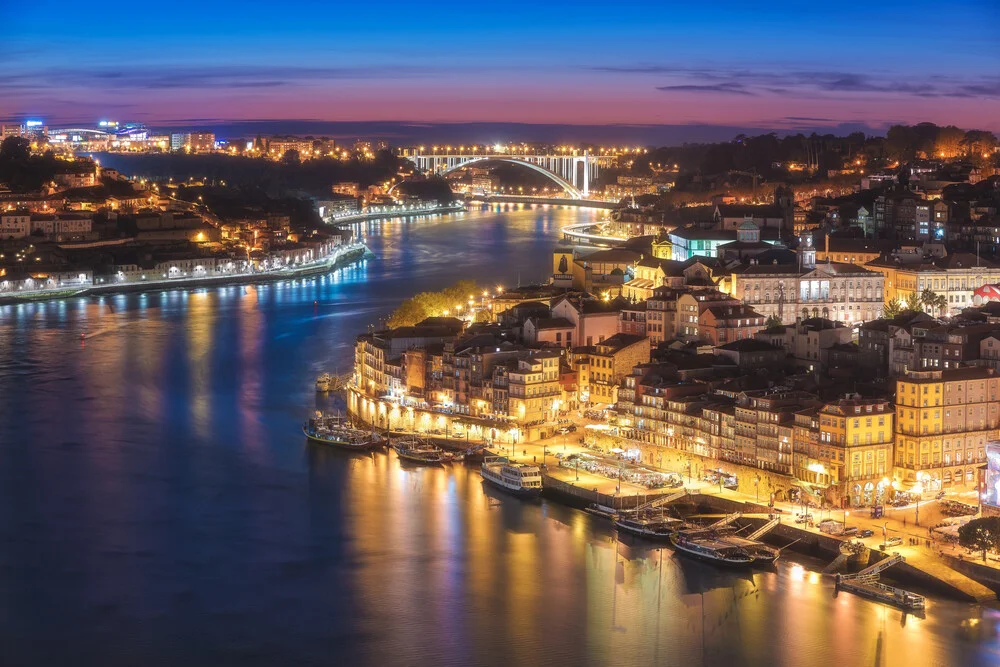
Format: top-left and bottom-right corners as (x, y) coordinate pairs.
(895, 367), (1000, 491)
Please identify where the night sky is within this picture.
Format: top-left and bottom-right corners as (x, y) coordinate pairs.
(3, 0), (999, 138)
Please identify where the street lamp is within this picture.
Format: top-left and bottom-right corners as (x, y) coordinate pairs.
(844, 510), (850, 532)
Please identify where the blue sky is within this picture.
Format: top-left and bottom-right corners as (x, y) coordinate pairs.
(3, 0), (999, 137)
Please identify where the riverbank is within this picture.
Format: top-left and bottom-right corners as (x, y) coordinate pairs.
(465, 194), (618, 209)
(329, 202), (465, 226)
(0, 243), (372, 305)
(363, 421), (998, 603)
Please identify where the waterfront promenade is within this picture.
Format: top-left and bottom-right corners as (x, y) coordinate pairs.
(365, 410), (999, 603)
(0, 242), (370, 305)
(327, 202), (465, 226)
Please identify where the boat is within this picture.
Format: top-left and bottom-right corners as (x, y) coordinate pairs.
(480, 455), (542, 498)
(670, 530), (779, 568)
(585, 503), (618, 520)
(302, 414), (384, 450)
(315, 373), (331, 392)
(614, 512), (682, 540)
(393, 437), (452, 465)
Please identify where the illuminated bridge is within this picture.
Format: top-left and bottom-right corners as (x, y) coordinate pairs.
(399, 150), (613, 199)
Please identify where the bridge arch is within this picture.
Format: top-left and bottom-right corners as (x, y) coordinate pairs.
(412, 156), (583, 199)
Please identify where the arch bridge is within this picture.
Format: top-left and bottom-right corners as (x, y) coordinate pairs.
(401, 151), (608, 199)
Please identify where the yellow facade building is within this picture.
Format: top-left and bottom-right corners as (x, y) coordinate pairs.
(895, 367), (1000, 492)
(818, 398), (893, 506)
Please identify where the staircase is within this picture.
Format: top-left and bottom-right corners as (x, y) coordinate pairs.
(841, 553), (904, 581)
(708, 512), (743, 530)
(746, 517), (780, 541)
(634, 489), (687, 512)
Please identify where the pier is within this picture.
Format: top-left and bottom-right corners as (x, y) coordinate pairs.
(836, 554), (926, 611)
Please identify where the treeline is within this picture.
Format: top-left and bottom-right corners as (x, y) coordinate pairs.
(613, 123), (998, 189)
(0, 137), (66, 192)
(86, 149), (407, 199)
(387, 280), (481, 328)
(179, 184), (325, 230)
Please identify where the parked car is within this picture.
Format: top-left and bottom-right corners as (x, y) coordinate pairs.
(557, 424), (577, 435)
(884, 536), (903, 547)
(935, 491), (946, 500)
(794, 513), (814, 524)
(858, 529), (874, 538)
(841, 526), (858, 536)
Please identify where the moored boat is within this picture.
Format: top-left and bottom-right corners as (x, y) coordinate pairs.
(393, 437), (452, 465)
(480, 455), (542, 497)
(670, 530), (779, 568)
(614, 511), (682, 540)
(303, 414), (384, 450)
(585, 503), (618, 520)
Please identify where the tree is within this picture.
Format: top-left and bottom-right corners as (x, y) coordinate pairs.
(764, 314), (783, 330)
(281, 149), (300, 165)
(958, 517), (1000, 562)
(387, 280), (481, 328)
(904, 291), (922, 312)
(920, 288), (948, 316)
(883, 297), (903, 319)
(0, 136), (31, 161)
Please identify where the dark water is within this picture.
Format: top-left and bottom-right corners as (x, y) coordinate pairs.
(0, 205), (998, 667)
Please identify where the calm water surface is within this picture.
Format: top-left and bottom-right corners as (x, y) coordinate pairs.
(0, 206), (998, 666)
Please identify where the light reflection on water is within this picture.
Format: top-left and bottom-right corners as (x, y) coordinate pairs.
(0, 206), (997, 666)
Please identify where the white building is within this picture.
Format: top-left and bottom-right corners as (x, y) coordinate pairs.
(0, 211), (31, 239)
(725, 235), (884, 325)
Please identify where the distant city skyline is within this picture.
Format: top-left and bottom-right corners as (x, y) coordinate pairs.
(3, 0), (1000, 138)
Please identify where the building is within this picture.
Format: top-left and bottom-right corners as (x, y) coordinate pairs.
(523, 317), (575, 347)
(858, 311), (938, 377)
(726, 236), (884, 325)
(713, 205), (786, 231)
(574, 333), (650, 405)
(698, 303), (765, 346)
(818, 397), (894, 507)
(729, 389), (818, 475)
(894, 367), (1000, 493)
(669, 224), (781, 262)
(714, 338), (786, 370)
(508, 350), (562, 423)
(756, 318), (854, 372)
(268, 137), (314, 158)
(551, 294), (626, 348)
(912, 322), (998, 370)
(0, 210), (31, 238)
(569, 248), (640, 294)
(867, 252), (1000, 316)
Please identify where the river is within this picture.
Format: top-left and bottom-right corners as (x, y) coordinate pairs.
(0, 205), (997, 666)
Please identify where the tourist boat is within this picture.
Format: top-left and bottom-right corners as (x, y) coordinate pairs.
(302, 414), (384, 451)
(393, 437), (452, 465)
(670, 531), (779, 568)
(480, 455), (543, 498)
(315, 373), (332, 392)
(614, 511), (682, 541)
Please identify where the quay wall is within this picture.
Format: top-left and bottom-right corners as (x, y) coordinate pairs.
(542, 474), (682, 511)
(940, 553), (1000, 593)
(330, 203), (465, 226)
